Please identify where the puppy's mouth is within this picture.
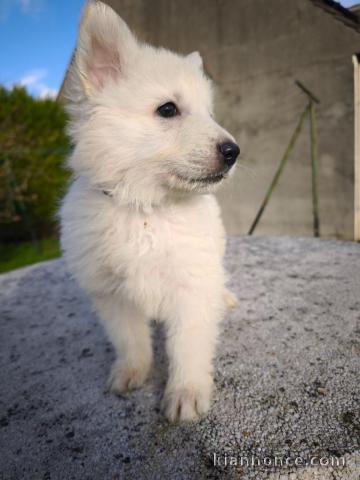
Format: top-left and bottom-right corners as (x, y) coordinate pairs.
(175, 171), (226, 185)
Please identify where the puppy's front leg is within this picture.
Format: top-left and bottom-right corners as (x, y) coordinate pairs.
(163, 297), (222, 423)
(94, 296), (153, 394)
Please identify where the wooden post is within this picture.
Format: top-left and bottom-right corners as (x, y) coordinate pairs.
(309, 101), (320, 237)
(296, 80), (321, 237)
(353, 54), (360, 242)
(248, 104), (310, 235)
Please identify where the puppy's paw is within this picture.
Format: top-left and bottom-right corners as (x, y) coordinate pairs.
(163, 384), (212, 423)
(108, 362), (149, 395)
(224, 289), (238, 310)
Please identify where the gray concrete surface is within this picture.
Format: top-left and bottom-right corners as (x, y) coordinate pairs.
(0, 236), (359, 479)
(61, 0), (360, 239)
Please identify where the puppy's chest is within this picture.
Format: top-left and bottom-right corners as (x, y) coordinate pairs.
(115, 207), (220, 276)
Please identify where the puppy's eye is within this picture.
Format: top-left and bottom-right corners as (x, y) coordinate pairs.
(156, 102), (179, 118)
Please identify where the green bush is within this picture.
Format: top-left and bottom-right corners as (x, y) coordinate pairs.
(0, 237), (61, 273)
(0, 86), (70, 242)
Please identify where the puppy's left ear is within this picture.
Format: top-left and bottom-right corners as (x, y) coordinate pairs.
(75, 1), (138, 94)
(187, 51), (203, 69)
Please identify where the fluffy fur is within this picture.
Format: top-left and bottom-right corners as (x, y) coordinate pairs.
(60, 0), (238, 422)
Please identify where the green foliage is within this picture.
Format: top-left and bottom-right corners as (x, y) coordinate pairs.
(0, 237), (61, 273)
(0, 85), (70, 242)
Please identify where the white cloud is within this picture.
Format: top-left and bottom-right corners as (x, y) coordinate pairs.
(0, 0), (45, 22)
(17, 0), (45, 15)
(38, 85), (57, 99)
(19, 68), (47, 88)
(19, 0), (31, 12)
(12, 68), (58, 99)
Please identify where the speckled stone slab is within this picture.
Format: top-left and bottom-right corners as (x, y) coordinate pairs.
(0, 237), (359, 480)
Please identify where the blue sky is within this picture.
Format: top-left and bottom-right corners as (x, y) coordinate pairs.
(0, 0), (84, 97)
(0, 0), (359, 98)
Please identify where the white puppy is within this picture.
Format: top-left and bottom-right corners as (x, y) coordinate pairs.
(60, 0), (239, 423)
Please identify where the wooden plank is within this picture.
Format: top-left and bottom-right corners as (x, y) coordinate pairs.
(353, 54), (360, 241)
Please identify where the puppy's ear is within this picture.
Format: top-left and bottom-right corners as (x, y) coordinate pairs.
(75, 1), (137, 94)
(187, 51), (203, 69)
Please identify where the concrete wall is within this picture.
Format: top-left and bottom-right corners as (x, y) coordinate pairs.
(102, 0), (360, 238)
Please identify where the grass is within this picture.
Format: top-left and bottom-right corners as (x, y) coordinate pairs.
(0, 237), (61, 274)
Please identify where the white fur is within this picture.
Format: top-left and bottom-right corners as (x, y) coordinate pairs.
(60, 0), (237, 423)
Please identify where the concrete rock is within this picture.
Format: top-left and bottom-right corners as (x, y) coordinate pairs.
(0, 236), (359, 479)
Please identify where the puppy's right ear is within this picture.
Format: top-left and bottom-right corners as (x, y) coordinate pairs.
(187, 51), (203, 70)
(75, 1), (137, 95)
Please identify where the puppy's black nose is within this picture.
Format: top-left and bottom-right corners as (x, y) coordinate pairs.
(218, 141), (240, 167)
